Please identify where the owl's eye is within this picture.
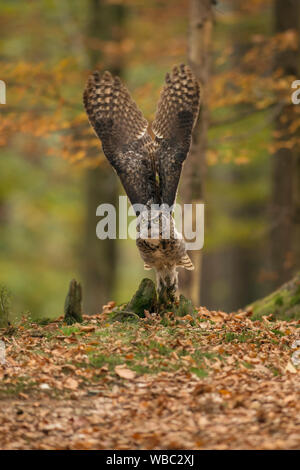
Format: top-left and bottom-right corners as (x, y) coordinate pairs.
(153, 217), (159, 224)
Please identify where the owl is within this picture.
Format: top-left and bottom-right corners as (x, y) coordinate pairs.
(83, 64), (200, 298)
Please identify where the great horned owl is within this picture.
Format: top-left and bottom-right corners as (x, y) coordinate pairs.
(83, 64), (200, 298)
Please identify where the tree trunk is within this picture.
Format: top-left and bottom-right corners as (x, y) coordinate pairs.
(270, 0), (300, 288)
(82, 0), (125, 314)
(180, 0), (214, 305)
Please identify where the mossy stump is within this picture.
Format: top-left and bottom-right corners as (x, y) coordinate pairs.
(114, 278), (195, 320)
(64, 279), (83, 325)
(118, 278), (157, 318)
(247, 272), (300, 320)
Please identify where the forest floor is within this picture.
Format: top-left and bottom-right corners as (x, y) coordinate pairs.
(0, 304), (299, 450)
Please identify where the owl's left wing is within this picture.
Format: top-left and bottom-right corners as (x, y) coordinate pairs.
(152, 64), (200, 207)
(83, 71), (157, 209)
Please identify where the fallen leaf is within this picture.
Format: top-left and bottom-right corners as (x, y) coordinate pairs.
(114, 365), (136, 380)
(80, 326), (96, 333)
(64, 377), (79, 389)
(285, 362), (297, 374)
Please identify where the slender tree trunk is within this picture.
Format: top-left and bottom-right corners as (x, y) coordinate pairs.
(271, 0), (300, 288)
(180, 0), (214, 305)
(82, 0), (125, 314)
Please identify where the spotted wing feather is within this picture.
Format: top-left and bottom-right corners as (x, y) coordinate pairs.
(83, 71), (157, 208)
(152, 64), (200, 207)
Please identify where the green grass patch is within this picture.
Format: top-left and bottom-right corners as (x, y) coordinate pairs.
(190, 368), (208, 378)
(59, 325), (81, 336)
(225, 330), (256, 343)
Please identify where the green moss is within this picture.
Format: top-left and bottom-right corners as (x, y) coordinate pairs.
(119, 278), (157, 318)
(59, 325), (81, 336)
(289, 286), (300, 308)
(242, 361), (254, 369)
(248, 274), (300, 320)
(190, 368), (208, 378)
(274, 295), (284, 306)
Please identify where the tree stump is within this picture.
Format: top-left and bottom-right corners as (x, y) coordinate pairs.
(122, 278), (157, 318)
(64, 279), (83, 325)
(114, 278), (195, 320)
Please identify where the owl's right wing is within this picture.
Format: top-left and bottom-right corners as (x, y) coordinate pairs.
(83, 71), (157, 209)
(152, 65), (200, 207)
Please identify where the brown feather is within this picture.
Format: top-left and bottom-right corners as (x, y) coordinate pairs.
(83, 71), (158, 208)
(152, 64), (200, 206)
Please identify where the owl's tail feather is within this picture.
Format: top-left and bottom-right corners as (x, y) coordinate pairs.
(177, 254), (194, 270)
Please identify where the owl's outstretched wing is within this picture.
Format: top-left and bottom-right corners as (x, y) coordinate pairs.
(83, 71), (157, 208)
(152, 64), (200, 207)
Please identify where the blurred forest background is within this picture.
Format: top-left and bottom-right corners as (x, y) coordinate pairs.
(1, 0), (300, 320)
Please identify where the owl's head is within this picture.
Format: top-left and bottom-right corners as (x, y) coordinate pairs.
(137, 205), (181, 241)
